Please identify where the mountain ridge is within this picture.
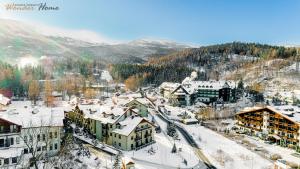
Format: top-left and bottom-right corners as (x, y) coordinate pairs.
(0, 18), (190, 65)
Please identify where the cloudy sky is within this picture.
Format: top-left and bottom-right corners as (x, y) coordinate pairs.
(1, 0), (300, 45)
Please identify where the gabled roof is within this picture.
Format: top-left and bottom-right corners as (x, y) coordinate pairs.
(112, 116), (154, 136)
(237, 106), (300, 124)
(0, 94), (10, 106)
(171, 85), (190, 95)
(125, 98), (148, 107)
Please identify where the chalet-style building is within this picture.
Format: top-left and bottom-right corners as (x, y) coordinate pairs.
(125, 98), (151, 117)
(112, 115), (155, 150)
(236, 106), (300, 146)
(65, 95), (155, 151)
(160, 80), (236, 106)
(0, 101), (65, 168)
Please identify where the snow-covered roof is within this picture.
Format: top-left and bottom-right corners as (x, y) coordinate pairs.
(52, 91), (63, 97)
(182, 80), (235, 94)
(160, 81), (235, 95)
(113, 116), (152, 136)
(0, 94), (10, 106)
(239, 105), (300, 123)
(78, 103), (126, 124)
(122, 157), (135, 165)
(0, 101), (66, 128)
(101, 70), (113, 82)
(159, 82), (181, 91)
(126, 98), (150, 106)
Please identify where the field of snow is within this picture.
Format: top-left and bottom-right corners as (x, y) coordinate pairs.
(243, 135), (300, 165)
(124, 133), (198, 169)
(123, 113), (201, 169)
(184, 124), (273, 169)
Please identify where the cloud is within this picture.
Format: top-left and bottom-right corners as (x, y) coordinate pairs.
(34, 24), (121, 44)
(0, 1), (121, 44)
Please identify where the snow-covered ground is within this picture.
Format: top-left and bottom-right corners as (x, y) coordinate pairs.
(123, 114), (200, 169)
(184, 124), (273, 169)
(243, 135), (300, 165)
(101, 70), (113, 82)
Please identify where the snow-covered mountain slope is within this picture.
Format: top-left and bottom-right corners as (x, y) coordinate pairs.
(0, 19), (190, 65)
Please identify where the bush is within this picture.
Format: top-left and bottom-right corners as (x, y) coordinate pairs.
(270, 154), (282, 161)
(241, 140), (250, 145)
(288, 144), (295, 149)
(287, 161), (298, 169)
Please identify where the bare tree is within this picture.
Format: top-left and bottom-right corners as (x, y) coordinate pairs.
(19, 118), (58, 169)
(28, 80), (40, 105)
(44, 80), (54, 107)
(84, 88), (96, 99)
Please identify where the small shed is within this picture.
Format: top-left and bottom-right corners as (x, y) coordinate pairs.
(122, 157), (135, 169)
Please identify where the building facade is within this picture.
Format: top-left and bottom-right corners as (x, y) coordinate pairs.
(236, 106), (300, 146)
(65, 98), (155, 151)
(0, 101), (64, 168)
(160, 80), (236, 106)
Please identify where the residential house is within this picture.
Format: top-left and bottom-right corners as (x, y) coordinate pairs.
(112, 115), (155, 150)
(159, 80), (236, 106)
(124, 98), (150, 117)
(65, 95), (156, 151)
(236, 106), (300, 146)
(0, 101), (65, 168)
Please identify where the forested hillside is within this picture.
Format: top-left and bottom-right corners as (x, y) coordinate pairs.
(110, 42), (298, 89)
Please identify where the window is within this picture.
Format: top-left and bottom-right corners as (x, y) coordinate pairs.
(16, 137), (20, 144)
(10, 137), (14, 145)
(50, 145), (53, 150)
(4, 158), (9, 165)
(42, 134), (46, 141)
(37, 147), (41, 152)
(54, 132), (58, 138)
(37, 134), (40, 141)
(131, 136), (133, 140)
(119, 135), (121, 139)
(49, 132), (53, 139)
(118, 143), (121, 147)
(54, 143), (58, 150)
(29, 148), (33, 153)
(110, 133), (112, 136)
(0, 139), (4, 147)
(12, 157), (17, 164)
(24, 136), (27, 143)
(114, 134), (116, 137)
(24, 148), (28, 154)
(29, 135), (33, 142)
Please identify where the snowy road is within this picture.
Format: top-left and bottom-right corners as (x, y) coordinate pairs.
(153, 107), (215, 169)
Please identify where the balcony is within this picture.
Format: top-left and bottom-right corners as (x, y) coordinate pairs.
(0, 128), (20, 134)
(135, 140), (156, 151)
(135, 126), (151, 132)
(135, 136), (142, 141)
